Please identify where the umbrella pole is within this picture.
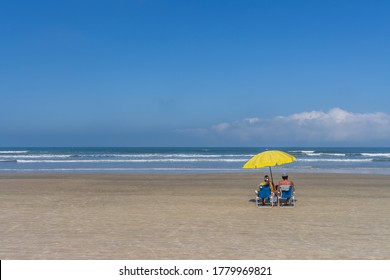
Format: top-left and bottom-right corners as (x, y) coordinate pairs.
(269, 166), (274, 183)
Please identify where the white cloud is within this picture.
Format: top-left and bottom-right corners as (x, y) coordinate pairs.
(278, 107), (390, 142)
(243, 118), (260, 124)
(212, 122), (230, 132)
(180, 108), (390, 145)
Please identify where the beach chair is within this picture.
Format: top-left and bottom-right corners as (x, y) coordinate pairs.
(278, 185), (295, 207)
(255, 186), (276, 207)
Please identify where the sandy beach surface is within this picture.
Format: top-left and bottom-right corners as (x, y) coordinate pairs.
(1, 172), (389, 259)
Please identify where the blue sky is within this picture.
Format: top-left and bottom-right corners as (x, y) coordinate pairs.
(1, 0), (389, 147)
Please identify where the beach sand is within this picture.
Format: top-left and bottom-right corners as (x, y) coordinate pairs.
(0, 173), (389, 260)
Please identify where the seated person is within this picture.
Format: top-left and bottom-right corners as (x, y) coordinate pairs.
(256, 175), (275, 205)
(277, 173), (295, 205)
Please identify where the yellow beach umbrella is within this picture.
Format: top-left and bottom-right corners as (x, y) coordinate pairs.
(243, 150), (296, 182)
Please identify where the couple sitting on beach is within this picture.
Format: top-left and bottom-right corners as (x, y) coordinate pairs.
(256, 173), (295, 206)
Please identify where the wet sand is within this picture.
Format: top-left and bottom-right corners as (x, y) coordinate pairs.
(1, 173), (389, 259)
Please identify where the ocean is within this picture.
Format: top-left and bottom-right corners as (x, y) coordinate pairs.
(1, 147), (390, 175)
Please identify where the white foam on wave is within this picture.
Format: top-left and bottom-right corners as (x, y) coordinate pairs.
(1, 154), (72, 159)
(361, 153), (390, 157)
(290, 150), (346, 157)
(16, 158), (248, 163)
(297, 158), (373, 162)
(296, 150), (315, 154)
(304, 152), (346, 157)
(96, 153), (251, 158)
(0, 151), (29, 154)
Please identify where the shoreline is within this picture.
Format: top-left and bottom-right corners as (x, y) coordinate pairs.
(2, 167), (390, 176)
(1, 172), (389, 259)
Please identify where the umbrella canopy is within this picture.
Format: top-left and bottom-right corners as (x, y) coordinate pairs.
(243, 150), (296, 181)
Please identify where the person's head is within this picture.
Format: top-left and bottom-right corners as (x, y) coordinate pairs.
(282, 173), (288, 180)
(264, 175), (270, 182)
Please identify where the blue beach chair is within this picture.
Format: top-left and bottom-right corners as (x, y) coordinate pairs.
(278, 185), (296, 207)
(255, 185), (276, 207)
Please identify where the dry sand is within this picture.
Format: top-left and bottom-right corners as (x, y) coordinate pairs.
(1, 173), (389, 259)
